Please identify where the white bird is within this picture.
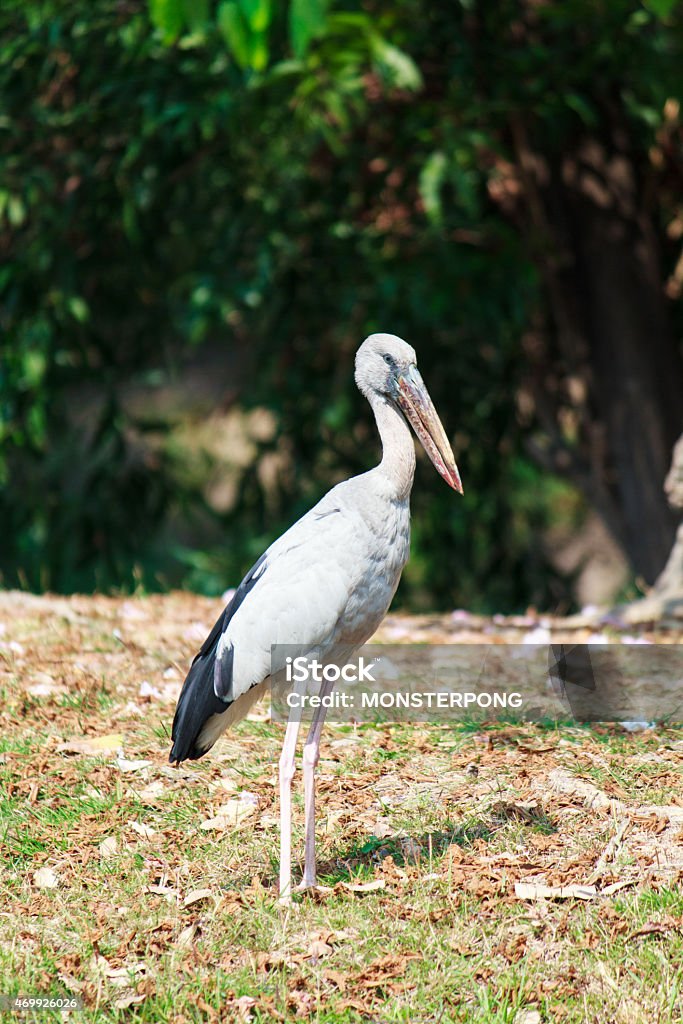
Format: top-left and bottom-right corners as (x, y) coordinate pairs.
(170, 333), (463, 901)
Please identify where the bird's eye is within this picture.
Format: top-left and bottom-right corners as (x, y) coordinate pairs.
(383, 354), (393, 366)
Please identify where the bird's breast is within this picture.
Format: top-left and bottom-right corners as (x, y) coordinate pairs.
(333, 497), (411, 645)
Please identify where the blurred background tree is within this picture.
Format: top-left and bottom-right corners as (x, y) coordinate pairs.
(1, 0), (681, 611)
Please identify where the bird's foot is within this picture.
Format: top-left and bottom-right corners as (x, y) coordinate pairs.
(294, 878), (334, 898)
(277, 886), (312, 912)
(294, 876), (317, 893)
(278, 878), (330, 905)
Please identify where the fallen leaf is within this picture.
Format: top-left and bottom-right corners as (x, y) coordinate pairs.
(306, 938), (333, 960)
(625, 917), (682, 942)
(57, 733), (123, 755)
(57, 972), (86, 993)
(138, 780), (166, 803)
(117, 756), (152, 772)
(28, 673), (59, 697)
(105, 962), (146, 982)
(176, 924), (197, 948)
(322, 968), (347, 992)
(547, 768), (625, 814)
(342, 879), (386, 894)
(208, 776), (238, 794)
(449, 939), (479, 955)
(128, 821), (156, 837)
(183, 888), (214, 908)
(315, 928), (351, 944)
(256, 950), (299, 972)
(146, 884), (177, 899)
(99, 837), (118, 859)
(336, 998), (369, 1013)
(353, 952), (420, 988)
(33, 867), (59, 889)
(113, 992), (146, 1010)
(636, 804), (683, 823)
(200, 795), (258, 830)
(600, 880), (634, 896)
(515, 882), (597, 901)
(235, 995), (257, 1022)
(513, 1010), (542, 1024)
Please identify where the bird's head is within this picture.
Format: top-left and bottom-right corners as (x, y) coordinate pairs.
(355, 333), (463, 494)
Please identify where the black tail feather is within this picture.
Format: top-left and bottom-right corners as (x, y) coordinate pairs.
(169, 553), (268, 764)
(169, 613), (230, 763)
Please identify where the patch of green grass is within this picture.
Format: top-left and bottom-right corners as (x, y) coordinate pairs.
(57, 686), (116, 714)
(0, 733), (34, 756)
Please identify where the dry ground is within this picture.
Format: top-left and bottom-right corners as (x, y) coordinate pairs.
(0, 591), (682, 1023)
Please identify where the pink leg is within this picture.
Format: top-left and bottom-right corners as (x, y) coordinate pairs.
(278, 695), (304, 904)
(298, 679), (334, 890)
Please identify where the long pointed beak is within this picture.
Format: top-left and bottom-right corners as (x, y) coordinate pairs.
(396, 367), (464, 494)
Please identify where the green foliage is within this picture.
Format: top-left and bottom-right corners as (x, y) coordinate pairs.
(150, 0), (329, 68)
(149, 0), (186, 42)
(290, 0), (329, 58)
(1, 0), (681, 607)
(217, 0), (270, 70)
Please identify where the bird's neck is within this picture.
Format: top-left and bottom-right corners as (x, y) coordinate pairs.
(370, 394), (416, 501)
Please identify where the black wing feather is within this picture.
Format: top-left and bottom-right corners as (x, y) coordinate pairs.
(169, 553), (267, 763)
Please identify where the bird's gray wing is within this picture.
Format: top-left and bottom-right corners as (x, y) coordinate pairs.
(170, 492), (373, 763)
(214, 501), (365, 701)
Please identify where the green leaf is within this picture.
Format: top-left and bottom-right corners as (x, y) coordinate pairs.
(67, 297), (90, 323)
(249, 29), (270, 71)
(22, 350), (47, 388)
(369, 35), (422, 91)
(643, 0), (678, 19)
(289, 0), (329, 59)
(218, 1), (251, 68)
(565, 93), (596, 126)
(148, 0), (185, 43)
(238, 0), (271, 33)
(267, 59), (304, 79)
(181, 0), (209, 32)
(7, 195), (26, 226)
(419, 151), (447, 224)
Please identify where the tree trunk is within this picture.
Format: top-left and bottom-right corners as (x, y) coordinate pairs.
(513, 124), (683, 583)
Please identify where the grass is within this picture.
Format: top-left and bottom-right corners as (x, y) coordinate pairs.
(0, 591), (682, 1022)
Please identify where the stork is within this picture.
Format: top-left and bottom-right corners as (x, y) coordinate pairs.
(170, 333), (463, 901)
